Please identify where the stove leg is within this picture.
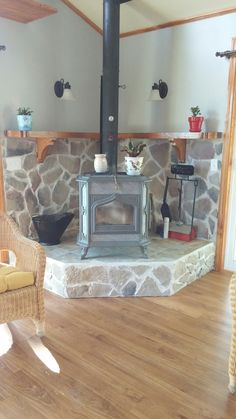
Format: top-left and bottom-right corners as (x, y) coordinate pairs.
(80, 247), (88, 259)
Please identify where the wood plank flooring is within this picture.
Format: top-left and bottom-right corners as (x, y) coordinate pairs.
(0, 271), (236, 419)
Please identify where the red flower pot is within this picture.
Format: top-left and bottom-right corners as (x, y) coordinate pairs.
(188, 116), (204, 132)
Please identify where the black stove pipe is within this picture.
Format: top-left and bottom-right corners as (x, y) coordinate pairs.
(101, 0), (121, 174)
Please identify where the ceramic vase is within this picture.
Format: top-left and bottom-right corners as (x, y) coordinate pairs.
(125, 156), (144, 175)
(17, 115), (32, 131)
(94, 154), (108, 173)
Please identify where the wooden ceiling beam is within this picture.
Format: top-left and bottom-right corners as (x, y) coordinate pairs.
(0, 0), (57, 23)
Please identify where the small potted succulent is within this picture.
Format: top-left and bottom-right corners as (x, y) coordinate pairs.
(121, 140), (146, 175)
(188, 106), (204, 132)
(17, 107), (33, 131)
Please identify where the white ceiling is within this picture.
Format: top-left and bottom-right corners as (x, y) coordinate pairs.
(63, 0), (236, 34)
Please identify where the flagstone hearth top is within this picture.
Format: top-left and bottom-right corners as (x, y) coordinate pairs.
(44, 235), (213, 264)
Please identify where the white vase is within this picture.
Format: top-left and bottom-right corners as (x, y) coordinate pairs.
(94, 154), (108, 173)
(125, 156), (144, 176)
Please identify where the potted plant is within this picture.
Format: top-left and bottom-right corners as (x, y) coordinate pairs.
(188, 106), (204, 132)
(17, 107), (33, 131)
(121, 140), (146, 175)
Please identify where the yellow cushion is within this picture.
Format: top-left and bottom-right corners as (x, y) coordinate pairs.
(0, 266), (34, 294)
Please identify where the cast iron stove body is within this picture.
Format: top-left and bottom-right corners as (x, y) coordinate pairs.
(77, 174), (150, 259)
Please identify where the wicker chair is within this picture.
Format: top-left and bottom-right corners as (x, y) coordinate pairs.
(0, 212), (46, 336)
(229, 272), (236, 394)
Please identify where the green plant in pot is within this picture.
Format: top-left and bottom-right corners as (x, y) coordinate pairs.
(188, 106), (204, 132)
(121, 140), (146, 175)
(17, 107), (33, 131)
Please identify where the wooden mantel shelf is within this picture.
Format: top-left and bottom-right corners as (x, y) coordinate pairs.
(4, 130), (223, 163)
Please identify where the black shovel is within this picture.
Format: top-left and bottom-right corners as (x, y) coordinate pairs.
(161, 177), (172, 221)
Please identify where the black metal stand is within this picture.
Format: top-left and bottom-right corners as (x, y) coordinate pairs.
(165, 175), (198, 233)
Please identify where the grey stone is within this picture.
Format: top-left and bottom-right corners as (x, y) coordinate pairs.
(23, 154), (37, 171)
(195, 220), (209, 239)
(6, 138), (34, 157)
(122, 280), (137, 296)
(137, 277), (162, 296)
(25, 188), (38, 215)
(42, 167), (63, 184)
(149, 142), (170, 167)
(208, 187), (219, 204)
(37, 185), (51, 207)
(67, 285), (89, 298)
(209, 172), (220, 187)
(6, 176), (27, 192)
(69, 194), (78, 209)
(47, 140), (69, 156)
(86, 141), (100, 157)
(52, 180), (70, 205)
(142, 160), (160, 177)
(174, 261), (187, 279)
(39, 156), (58, 174)
(18, 211), (31, 237)
(184, 177), (207, 199)
(63, 171), (70, 181)
(168, 179), (179, 198)
(71, 142), (85, 155)
(150, 178), (164, 199)
(89, 283), (113, 297)
(185, 198), (211, 220)
(15, 170), (27, 179)
(194, 161), (210, 178)
(69, 177), (78, 189)
(6, 189), (24, 211)
(153, 265), (172, 287)
(108, 267), (132, 290)
(80, 159), (94, 174)
(59, 156), (80, 174)
(188, 141), (215, 160)
(29, 170), (41, 191)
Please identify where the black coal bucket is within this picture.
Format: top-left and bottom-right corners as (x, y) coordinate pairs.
(32, 212), (74, 245)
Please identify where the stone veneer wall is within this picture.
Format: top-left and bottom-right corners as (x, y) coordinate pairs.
(0, 136), (223, 241)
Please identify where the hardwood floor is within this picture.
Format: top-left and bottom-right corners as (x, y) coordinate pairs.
(0, 271), (236, 419)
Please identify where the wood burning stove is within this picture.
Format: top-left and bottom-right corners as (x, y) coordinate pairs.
(77, 174), (150, 259)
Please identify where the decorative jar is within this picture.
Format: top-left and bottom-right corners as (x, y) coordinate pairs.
(94, 154), (108, 173)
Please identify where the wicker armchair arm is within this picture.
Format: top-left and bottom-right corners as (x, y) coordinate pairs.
(0, 214), (46, 288)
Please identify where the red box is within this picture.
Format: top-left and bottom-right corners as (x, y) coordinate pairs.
(168, 223), (197, 242)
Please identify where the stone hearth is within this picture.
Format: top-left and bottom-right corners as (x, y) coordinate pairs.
(44, 237), (215, 298)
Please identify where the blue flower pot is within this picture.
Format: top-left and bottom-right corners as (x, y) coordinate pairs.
(17, 115), (32, 131)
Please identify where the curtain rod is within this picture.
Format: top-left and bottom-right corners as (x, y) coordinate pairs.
(215, 50), (236, 58)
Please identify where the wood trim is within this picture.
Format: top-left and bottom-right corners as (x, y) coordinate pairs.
(0, 140), (5, 212)
(117, 132), (222, 140)
(61, 0), (102, 35)
(215, 38), (236, 272)
(120, 7), (236, 38)
(4, 130), (222, 163)
(0, 140), (9, 263)
(4, 130), (100, 139)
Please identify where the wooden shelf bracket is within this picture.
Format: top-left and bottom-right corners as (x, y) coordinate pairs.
(170, 138), (187, 162)
(36, 138), (55, 163)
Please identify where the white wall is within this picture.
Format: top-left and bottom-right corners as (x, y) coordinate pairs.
(119, 13), (236, 132)
(1, 3), (235, 134)
(0, 0), (102, 132)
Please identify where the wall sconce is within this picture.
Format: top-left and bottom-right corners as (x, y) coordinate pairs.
(54, 79), (75, 100)
(149, 79), (168, 101)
